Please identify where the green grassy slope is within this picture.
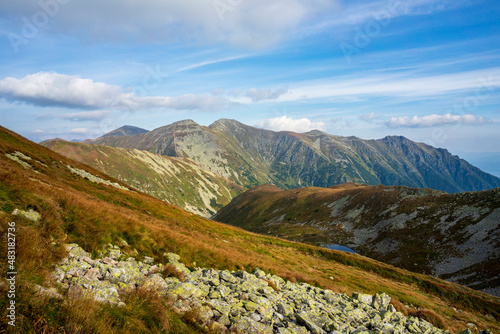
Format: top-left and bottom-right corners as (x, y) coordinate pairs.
(0, 126), (499, 333)
(42, 139), (244, 217)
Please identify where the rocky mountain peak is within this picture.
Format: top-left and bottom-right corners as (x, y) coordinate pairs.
(208, 118), (247, 131)
(171, 119), (199, 127)
(305, 129), (327, 136)
(99, 125), (149, 138)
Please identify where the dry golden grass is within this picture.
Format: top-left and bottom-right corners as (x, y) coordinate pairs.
(408, 309), (446, 330)
(163, 265), (186, 282)
(262, 278), (281, 292)
(0, 125), (499, 333)
(390, 297), (408, 316)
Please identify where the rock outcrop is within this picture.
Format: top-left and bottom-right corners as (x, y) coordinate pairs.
(50, 244), (490, 334)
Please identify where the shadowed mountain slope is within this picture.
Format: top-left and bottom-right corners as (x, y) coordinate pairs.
(89, 119), (500, 193)
(213, 183), (500, 296)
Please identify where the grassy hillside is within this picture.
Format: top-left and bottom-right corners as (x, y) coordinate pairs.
(0, 126), (499, 333)
(42, 139), (244, 217)
(213, 183), (500, 296)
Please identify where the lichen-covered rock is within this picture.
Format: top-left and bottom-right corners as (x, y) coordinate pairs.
(352, 292), (373, 305)
(142, 274), (169, 295)
(68, 245), (91, 260)
(51, 244), (488, 334)
(230, 316), (273, 334)
(372, 293), (392, 311)
(296, 312), (328, 334)
(83, 268), (101, 280)
(169, 282), (208, 300)
(164, 252), (191, 277)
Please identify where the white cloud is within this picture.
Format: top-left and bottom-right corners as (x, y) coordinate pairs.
(1, 0), (337, 48)
(246, 87), (288, 102)
(386, 113), (488, 128)
(360, 112), (377, 121)
(257, 115), (326, 133)
(0, 72), (234, 111)
(0, 72), (123, 109)
(69, 128), (90, 134)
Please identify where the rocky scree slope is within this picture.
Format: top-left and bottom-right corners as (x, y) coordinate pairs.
(42, 139), (244, 217)
(89, 119), (500, 193)
(49, 243), (489, 334)
(213, 183), (500, 296)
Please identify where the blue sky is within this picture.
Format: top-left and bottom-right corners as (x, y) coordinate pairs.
(1, 0), (500, 176)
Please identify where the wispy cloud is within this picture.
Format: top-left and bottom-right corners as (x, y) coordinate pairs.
(280, 68), (500, 102)
(173, 55), (251, 74)
(246, 87), (289, 102)
(387, 113), (488, 128)
(69, 128), (91, 134)
(360, 112), (377, 121)
(61, 110), (112, 121)
(257, 115), (326, 132)
(311, 0), (464, 31)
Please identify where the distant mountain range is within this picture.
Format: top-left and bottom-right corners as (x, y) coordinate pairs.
(87, 119), (500, 193)
(41, 139), (244, 217)
(213, 183), (500, 296)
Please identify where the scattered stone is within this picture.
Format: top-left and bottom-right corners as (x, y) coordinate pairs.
(83, 268), (101, 280)
(50, 244), (489, 334)
(12, 208), (41, 222)
(352, 292), (373, 305)
(102, 257), (117, 265)
(458, 329), (472, 334)
(33, 284), (63, 299)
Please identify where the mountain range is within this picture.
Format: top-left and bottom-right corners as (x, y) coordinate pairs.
(213, 183), (500, 296)
(4, 125), (499, 332)
(87, 119), (500, 194)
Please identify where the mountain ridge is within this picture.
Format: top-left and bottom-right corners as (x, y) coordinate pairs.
(89, 119), (500, 193)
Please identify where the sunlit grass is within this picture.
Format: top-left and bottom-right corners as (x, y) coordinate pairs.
(0, 126), (498, 333)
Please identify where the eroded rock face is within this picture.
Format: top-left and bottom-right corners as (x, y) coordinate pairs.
(51, 244), (477, 333)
